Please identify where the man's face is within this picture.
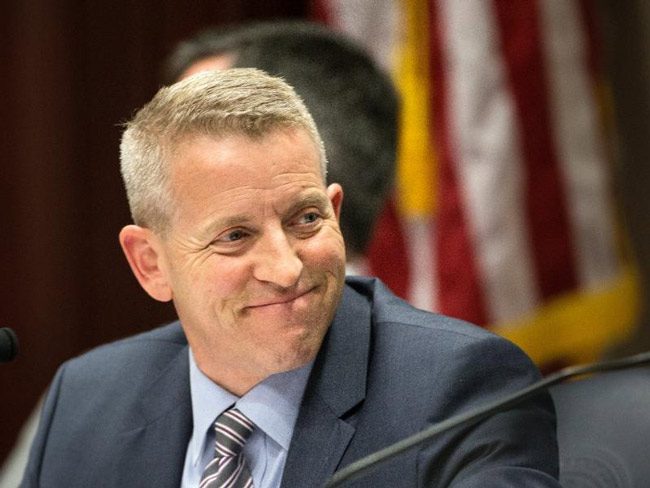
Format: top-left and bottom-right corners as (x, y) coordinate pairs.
(158, 127), (345, 393)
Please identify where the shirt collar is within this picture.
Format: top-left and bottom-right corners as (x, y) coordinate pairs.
(187, 348), (313, 466)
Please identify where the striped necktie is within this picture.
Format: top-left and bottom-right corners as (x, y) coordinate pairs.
(200, 408), (255, 488)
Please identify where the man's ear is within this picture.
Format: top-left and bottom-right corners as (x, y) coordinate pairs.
(118, 225), (172, 302)
(327, 183), (344, 221)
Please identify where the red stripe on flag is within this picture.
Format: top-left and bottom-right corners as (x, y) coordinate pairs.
(578, 0), (612, 170)
(368, 197), (411, 299)
(430, 1), (488, 325)
(309, 0), (333, 25)
(492, 0), (578, 299)
(577, 0), (603, 83)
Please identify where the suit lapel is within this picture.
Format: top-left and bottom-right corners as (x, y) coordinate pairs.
(113, 339), (193, 487)
(281, 284), (372, 487)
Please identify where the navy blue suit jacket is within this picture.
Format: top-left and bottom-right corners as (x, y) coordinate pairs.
(22, 277), (561, 487)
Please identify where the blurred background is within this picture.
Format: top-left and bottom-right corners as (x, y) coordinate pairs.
(2, 0), (650, 469)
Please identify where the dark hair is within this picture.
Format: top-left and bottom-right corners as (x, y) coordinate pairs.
(163, 21), (399, 257)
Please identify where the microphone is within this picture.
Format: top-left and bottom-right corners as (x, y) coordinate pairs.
(0, 327), (19, 362)
(325, 350), (650, 487)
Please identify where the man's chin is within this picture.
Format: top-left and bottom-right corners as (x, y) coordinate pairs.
(264, 335), (324, 374)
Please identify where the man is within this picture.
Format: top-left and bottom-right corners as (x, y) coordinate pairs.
(22, 69), (560, 487)
(2, 22), (399, 485)
(164, 21), (399, 273)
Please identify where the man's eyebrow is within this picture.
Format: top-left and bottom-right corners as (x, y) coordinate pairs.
(198, 214), (253, 240)
(285, 192), (331, 216)
(195, 192), (330, 239)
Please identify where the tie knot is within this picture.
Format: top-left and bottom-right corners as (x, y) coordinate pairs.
(214, 408), (255, 458)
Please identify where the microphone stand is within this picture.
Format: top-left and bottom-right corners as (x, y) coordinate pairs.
(325, 350), (650, 487)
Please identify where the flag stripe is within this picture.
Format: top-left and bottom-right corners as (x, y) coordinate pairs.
(323, 0), (400, 74)
(430, 0), (488, 325)
(577, 0), (602, 84)
(538, 0), (619, 288)
(368, 198), (411, 299)
(309, 0), (333, 24)
(576, 0), (617, 163)
(492, 0), (578, 299)
(404, 217), (437, 311)
(440, 0), (539, 323)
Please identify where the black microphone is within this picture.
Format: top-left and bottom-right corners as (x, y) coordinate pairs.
(0, 327), (19, 362)
(325, 350), (650, 487)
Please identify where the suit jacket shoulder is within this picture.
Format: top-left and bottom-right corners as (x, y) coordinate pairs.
(281, 277), (561, 487)
(22, 322), (192, 488)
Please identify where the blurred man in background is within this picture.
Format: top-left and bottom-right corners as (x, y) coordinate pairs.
(164, 21), (399, 274)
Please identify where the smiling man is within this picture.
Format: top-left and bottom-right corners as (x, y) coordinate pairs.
(120, 115), (345, 397)
(22, 69), (561, 487)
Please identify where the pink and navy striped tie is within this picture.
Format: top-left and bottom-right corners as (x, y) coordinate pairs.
(200, 408), (255, 488)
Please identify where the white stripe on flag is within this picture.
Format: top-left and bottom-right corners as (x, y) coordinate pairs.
(539, 0), (619, 288)
(440, 0), (539, 323)
(404, 217), (437, 312)
(325, 0), (400, 74)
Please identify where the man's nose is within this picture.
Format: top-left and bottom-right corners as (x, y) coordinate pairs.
(252, 229), (303, 288)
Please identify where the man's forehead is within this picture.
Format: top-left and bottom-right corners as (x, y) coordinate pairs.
(169, 127), (324, 178)
(165, 129), (328, 234)
(170, 126), (314, 152)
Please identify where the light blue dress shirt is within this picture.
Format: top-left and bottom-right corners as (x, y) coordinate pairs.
(181, 349), (313, 488)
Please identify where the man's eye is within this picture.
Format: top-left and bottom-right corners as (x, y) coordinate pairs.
(300, 212), (320, 224)
(218, 229), (247, 243)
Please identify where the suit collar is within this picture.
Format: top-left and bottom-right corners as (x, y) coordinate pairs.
(281, 282), (372, 487)
(310, 283), (371, 416)
(107, 279), (375, 487)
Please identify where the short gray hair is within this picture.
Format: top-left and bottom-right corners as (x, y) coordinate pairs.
(120, 68), (327, 234)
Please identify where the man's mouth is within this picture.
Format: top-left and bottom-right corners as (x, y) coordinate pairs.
(246, 286), (316, 310)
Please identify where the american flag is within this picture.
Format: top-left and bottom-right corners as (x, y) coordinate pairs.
(312, 0), (640, 369)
